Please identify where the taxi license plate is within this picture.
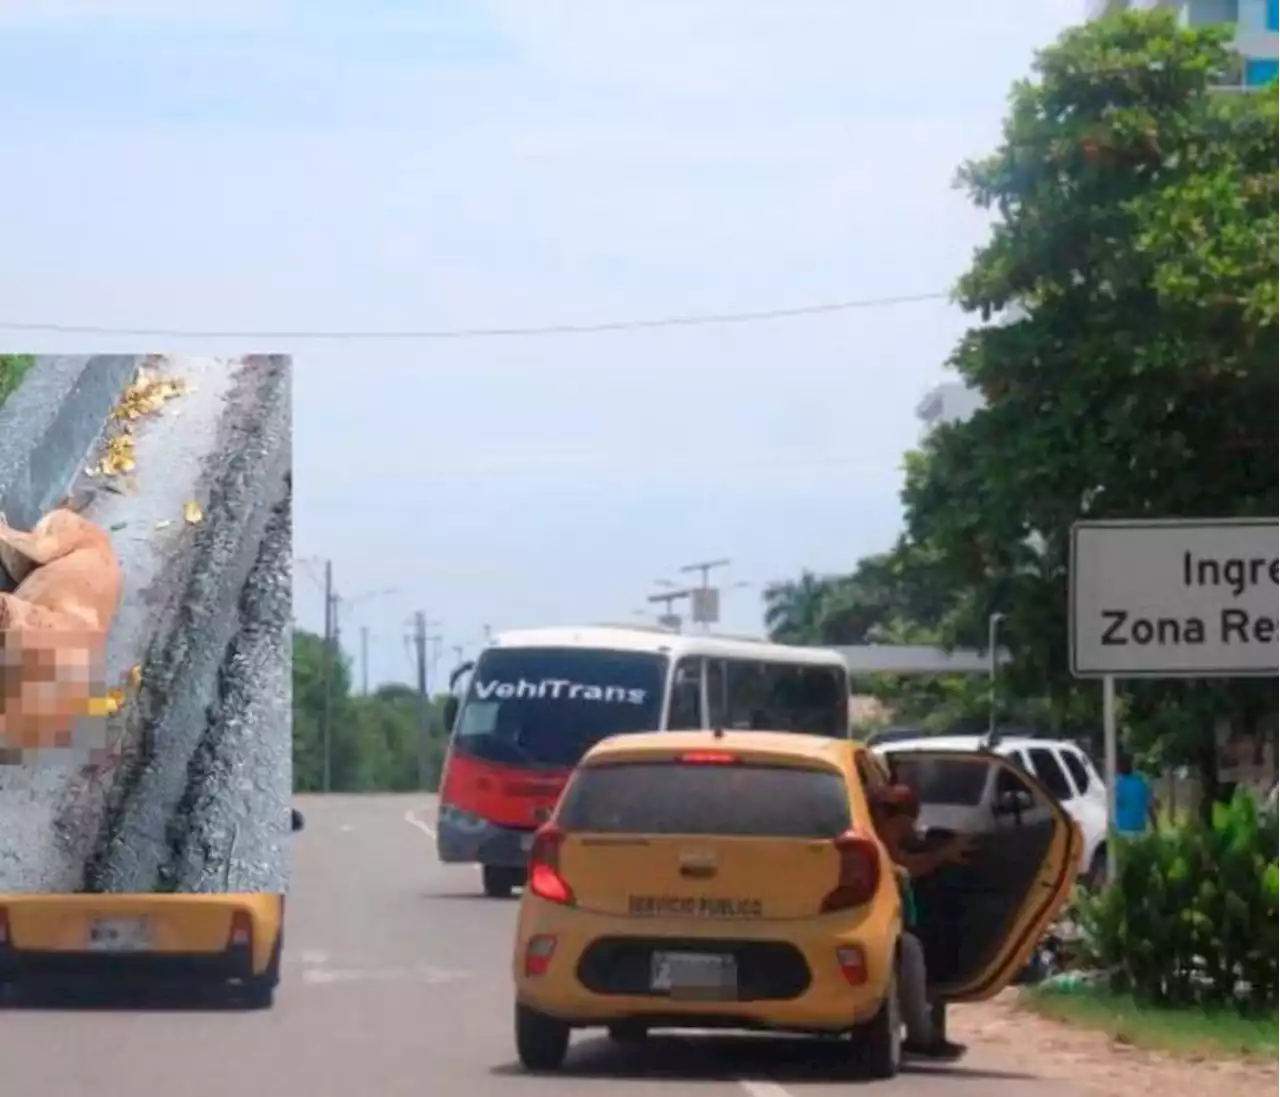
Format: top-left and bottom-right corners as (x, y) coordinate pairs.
(650, 951), (737, 998)
(86, 916), (153, 952)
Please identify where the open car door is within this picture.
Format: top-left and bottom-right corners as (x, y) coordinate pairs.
(881, 748), (1082, 1004)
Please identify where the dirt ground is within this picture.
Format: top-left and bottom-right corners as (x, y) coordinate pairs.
(954, 990), (1278, 1097)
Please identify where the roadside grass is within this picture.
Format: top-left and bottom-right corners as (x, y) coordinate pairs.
(1024, 984), (1279, 1061)
(0, 354), (36, 406)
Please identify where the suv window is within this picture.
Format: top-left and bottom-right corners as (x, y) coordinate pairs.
(1027, 747), (1074, 801)
(1059, 748), (1092, 794)
(890, 756), (990, 806)
(557, 761), (852, 838)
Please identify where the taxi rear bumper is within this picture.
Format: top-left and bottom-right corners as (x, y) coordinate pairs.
(0, 942), (262, 993)
(514, 905), (896, 1032)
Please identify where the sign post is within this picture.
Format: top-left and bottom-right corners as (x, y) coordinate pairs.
(1069, 517), (1279, 882)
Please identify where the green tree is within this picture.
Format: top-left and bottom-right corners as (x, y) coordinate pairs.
(900, 12), (1278, 785)
(761, 570), (836, 644)
(293, 628), (453, 792)
(0, 354), (35, 406)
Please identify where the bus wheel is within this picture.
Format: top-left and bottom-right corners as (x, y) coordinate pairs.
(483, 866), (521, 898)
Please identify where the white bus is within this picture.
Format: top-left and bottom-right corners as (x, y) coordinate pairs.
(437, 625), (851, 896)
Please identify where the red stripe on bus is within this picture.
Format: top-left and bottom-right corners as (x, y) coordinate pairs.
(439, 752), (571, 829)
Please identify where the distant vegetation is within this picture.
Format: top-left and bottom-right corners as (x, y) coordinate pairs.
(292, 628), (451, 792)
(0, 354), (35, 406)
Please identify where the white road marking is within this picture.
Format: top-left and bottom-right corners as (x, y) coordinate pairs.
(403, 807), (435, 838)
(297, 950), (331, 966)
(736, 1081), (793, 1097)
(300, 965), (469, 986)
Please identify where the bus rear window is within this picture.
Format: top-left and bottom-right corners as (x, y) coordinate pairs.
(556, 761), (852, 838)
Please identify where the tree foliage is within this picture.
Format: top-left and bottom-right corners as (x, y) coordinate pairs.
(0, 354), (35, 406)
(900, 11), (1277, 759)
(292, 628), (451, 792)
(765, 13), (1278, 769)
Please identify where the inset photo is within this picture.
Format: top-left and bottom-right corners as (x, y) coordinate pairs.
(0, 355), (292, 894)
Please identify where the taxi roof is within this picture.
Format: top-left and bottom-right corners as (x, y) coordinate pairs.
(581, 729), (855, 766)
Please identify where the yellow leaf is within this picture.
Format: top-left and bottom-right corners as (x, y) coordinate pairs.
(183, 501), (204, 525)
(128, 665), (142, 689)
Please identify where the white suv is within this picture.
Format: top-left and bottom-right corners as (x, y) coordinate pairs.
(872, 734), (1109, 887)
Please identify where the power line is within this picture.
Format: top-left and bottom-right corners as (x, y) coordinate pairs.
(0, 290), (950, 341)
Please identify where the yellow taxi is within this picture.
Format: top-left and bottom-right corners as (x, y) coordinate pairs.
(0, 808), (305, 1009)
(511, 730), (1080, 1077)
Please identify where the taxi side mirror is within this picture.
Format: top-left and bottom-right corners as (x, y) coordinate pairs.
(291, 808), (305, 833)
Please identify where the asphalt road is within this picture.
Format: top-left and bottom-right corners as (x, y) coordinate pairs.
(0, 795), (1084, 1097)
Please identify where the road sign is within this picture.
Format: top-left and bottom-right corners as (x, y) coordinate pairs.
(1070, 518), (1279, 678)
(690, 586), (720, 625)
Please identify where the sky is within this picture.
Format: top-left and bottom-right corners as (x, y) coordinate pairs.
(0, 0), (1083, 690)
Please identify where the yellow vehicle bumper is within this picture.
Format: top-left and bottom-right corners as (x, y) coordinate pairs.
(513, 899), (897, 1033)
(0, 892), (283, 988)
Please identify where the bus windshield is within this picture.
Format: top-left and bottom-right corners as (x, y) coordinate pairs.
(452, 647), (667, 769)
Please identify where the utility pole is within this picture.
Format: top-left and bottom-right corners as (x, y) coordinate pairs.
(321, 560), (334, 794)
(412, 613), (443, 790)
(679, 558), (731, 634)
(413, 612), (429, 789)
(647, 586), (692, 631)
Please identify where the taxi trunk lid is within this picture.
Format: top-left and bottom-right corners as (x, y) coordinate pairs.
(552, 751), (857, 921)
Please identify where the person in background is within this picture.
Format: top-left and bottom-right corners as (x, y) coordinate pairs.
(871, 783), (976, 1062)
(1114, 750), (1158, 836)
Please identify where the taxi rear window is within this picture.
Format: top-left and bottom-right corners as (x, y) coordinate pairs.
(556, 761), (852, 838)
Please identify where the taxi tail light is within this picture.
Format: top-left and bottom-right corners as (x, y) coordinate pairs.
(820, 832), (881, 913)
(227, 910), (253, 950)
(679, 750), (739, 765)
(528, 824), (575, 906)
(524, 934), (558, 977)
(836, 945), (868, 985)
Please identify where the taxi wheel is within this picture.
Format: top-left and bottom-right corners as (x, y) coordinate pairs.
(515, 1002), (570, 1072)
(240, 980), (276, 1010)
(849, 966), (902, 1080)
(606, 1021), (649, 1044)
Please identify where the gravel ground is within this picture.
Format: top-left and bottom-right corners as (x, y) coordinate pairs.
(163, 478), (293, 893)
(86, 356), (292, 893)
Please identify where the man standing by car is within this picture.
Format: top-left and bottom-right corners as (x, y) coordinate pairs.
(872, 784), (975, 1062)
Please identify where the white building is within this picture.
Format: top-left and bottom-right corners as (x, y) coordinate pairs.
(915, 380), (985, 435)
(1089, 0), (1279, 88)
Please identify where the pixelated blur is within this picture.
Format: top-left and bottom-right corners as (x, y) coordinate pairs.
(0, 625), (112, 763)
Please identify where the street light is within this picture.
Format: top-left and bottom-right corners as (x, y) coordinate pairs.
(987, 612), (1005, 744)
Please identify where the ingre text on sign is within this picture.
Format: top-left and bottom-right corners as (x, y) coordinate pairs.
(1070, 519), (1279, 678)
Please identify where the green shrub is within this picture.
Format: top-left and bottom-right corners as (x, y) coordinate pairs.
(0, 354), (35, 406)
(1072, 789), (1278, 1013)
